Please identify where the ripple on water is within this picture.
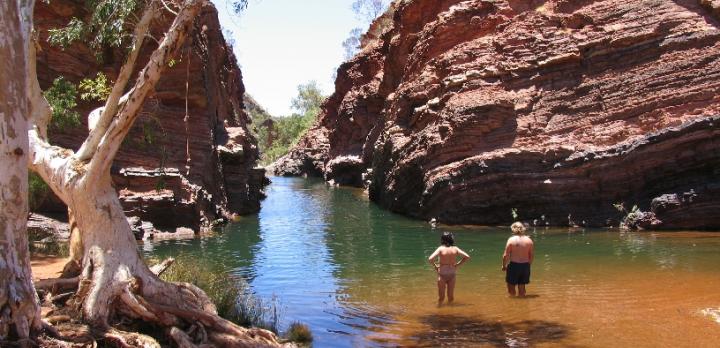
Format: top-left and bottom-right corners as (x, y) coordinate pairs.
(143, 177), (720, 348)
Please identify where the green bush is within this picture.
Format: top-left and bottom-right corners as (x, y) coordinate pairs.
(246, 81), (326, 166)
(158, 257), (279, 332)
(286, 321), (313, 345)
(79, 72), (111, 101)
(47, 0), (141, 61)
(43, 77), (81, 132)
(29, 238), (69, 257)
(614, 202), (643, 229)
(29, 172), (50, 211)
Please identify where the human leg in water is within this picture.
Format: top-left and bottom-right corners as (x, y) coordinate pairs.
(447, 275), (456, 303)
(507, 283), (517, 297)
(437, 276), (447, 304)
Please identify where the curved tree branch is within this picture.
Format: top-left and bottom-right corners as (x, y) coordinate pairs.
(21, 0), (77, 202)
(88, 0), (207, 176)
(75, 0), (160, 161)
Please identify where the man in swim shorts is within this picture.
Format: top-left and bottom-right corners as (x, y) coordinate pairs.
(502, 222), (534, 297)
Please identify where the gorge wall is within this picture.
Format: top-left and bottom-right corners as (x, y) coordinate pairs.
(273, 0), (720, 229)
(35, 0), (264, 235)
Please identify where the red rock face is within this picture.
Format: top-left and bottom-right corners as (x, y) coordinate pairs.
(35, 1), (264, 233)
(275, 0), (720, 229)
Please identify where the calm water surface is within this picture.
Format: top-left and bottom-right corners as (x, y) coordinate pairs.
(142, 177), (720, 347)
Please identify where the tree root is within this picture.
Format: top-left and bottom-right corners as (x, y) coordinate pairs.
(32, 255), (287, 347)
(170, 327), (197, 348)
(102, 328), (161, 348)
(34, 277), (79, 293)
(120, 283), (282, 347)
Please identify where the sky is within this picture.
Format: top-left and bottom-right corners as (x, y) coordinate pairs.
(212, 0), (361, 116)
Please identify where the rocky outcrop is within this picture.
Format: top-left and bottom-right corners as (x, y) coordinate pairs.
(27, 214), (70, 242)
(276, 0), (720, 229)
(35, 1), (264, 234)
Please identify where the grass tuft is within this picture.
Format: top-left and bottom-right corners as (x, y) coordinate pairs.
(157, 256), (279, 332)
(286, 321), (313, 345)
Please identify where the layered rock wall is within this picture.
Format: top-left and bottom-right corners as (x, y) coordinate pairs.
(35, 1), (264, 234)
(275, 0), (720, 229)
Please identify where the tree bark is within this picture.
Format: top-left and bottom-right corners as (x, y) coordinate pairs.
(0, 0), (43, 342)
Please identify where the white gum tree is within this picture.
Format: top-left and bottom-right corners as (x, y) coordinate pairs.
(0, 0), (43, 344)
(5, 0), (281, 346)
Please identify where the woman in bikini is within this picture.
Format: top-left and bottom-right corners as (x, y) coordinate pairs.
(428, 232), (471, 305)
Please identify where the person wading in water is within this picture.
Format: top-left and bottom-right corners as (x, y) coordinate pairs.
(428, 232), (470, 305)
(502, 222), (534, 297)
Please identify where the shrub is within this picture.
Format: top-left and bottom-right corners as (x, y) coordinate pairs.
(29, 235), (69, 257)
(614, 202), (645, 230)
(29, 172), (50, 211)
(43, 77), (81, 132)
(158, 257), (279, 332)
(79, 72), (111, 101)
(286, 321), (313, 345)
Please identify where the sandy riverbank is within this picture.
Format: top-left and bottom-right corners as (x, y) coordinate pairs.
(30, 254), (67, 281)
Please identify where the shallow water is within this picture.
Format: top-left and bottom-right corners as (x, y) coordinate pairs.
(142, 177), (720, 347)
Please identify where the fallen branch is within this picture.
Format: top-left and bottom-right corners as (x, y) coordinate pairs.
(149, 257), (175, 276)
(34, 277), (79, 292)
(49, 292), (74, 304)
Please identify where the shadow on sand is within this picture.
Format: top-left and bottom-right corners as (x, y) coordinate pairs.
(387, 314), (571, 347)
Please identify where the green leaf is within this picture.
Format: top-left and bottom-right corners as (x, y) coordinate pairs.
(43, 77), (81, 132)
(79, 72), (111, 101)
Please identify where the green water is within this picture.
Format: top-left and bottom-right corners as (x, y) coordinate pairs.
(143, 177), (720, 347)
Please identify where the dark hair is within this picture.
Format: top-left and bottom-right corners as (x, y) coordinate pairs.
(440, 231), (455, 246)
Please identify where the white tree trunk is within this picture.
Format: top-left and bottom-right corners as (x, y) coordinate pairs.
(0, 0), (42, 342)
(20, 0), (284, 345)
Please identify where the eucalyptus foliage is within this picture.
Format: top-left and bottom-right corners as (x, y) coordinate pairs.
(342, 0), (391, 61)
(47, 0), (142, 60)
(352, 0), (388, 24)
(249, 82), (326, 165)
(291, 81), (324, 116)
(43, 77), (81, 131)
(79, 72), (112, 101)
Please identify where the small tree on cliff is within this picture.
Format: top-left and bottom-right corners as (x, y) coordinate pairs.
(14, 0), (280, 346)
(0, 1), (43, 343)
(343, 0), (390, 60)
(352, 0), (388, 23)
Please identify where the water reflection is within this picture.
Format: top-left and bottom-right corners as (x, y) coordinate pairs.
(384, 315), (570, 348)
(143, 177), (720, 348)
(248, 178), (343, 343)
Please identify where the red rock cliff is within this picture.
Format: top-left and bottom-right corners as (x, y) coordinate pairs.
(35, 1), (265, 234)
(274, 0), (720, 229)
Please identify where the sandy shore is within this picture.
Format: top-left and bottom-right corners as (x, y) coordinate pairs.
(30, 254), (67, 281)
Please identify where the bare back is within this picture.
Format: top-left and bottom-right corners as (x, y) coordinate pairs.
(506, 235), (534, 263)
(435, 246), (459, 265)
